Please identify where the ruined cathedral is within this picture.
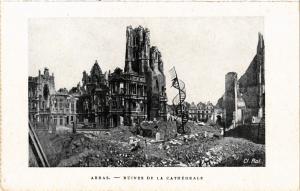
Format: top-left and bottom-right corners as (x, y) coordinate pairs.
(117, 26), (167, 122)
(29, 25), (167, 128)
(107, 26), (167, 127)
(78, 25), (167, 127)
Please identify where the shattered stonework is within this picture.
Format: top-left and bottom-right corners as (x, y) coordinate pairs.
(28, 23), (266, 168)
(29, 26), (167, 128)
(108, 26), (167, 127)
(219, 33), (265, 128)
(28, 68), (78, 127)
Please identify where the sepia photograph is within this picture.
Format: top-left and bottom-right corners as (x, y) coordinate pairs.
(28, 17), (265, 167)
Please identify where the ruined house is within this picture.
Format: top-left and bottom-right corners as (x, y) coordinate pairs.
(187, 101), (214, 122)
(75, 60), (110, 127)
(28, 68), (77, 127)
(188, 102), (198, 121)
(238, 33), (265, 123)
(220, 33), (265, 128)
(51, 88), (78, 126)
(28, 68), (55, 123)
(29, 26), (168, 129)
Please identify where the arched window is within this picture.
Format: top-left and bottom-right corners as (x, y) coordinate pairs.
(155, 80), (159, 91)
(43, 84), (49, 100)
(54, 99), (57, 108)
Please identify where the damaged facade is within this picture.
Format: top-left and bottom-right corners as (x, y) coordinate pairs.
(29, 26), (167, 128)
(74, 60), (110, 127)
(219, 33), (265, 128)
(108, 26), (167, 127)
(188, 102), (214, 122)
(28, 68), (78, 127)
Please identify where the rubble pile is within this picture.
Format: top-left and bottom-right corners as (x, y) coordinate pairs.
(164, 133), (220, 167)
(212, 137), (265, 166)
(109, 126), (133, 142)
(138, 120), (177, 140)
(188, 122), (220, 134)
(34, 122), (265, 167)
(34, 130), (72, 166)
(57, 136), (143, 167)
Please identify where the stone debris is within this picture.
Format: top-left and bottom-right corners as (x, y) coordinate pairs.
(158, 144), (163, 150)
(169, 139), (182, 145)
(104, 132), (111, 136)
(34, 122), (264, 167)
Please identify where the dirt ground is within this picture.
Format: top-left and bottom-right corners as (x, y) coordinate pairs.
(30, 121), (265, 167)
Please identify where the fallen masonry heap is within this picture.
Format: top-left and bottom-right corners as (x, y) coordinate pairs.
(30, 121), (265, 167)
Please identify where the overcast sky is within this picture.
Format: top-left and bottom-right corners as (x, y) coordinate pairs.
(29, 17), (263, 105)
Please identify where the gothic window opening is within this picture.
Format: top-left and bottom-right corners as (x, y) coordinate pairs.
(155, 80), (159, 92)
(43, 84), (50, 100)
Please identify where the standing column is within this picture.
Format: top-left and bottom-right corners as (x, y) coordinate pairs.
(224, 72), (237, 128)
(110, 117), (113, 128)
(135, 83), (138, 95)
(234, 78), (238, 127)
(74, 99), (77, 123)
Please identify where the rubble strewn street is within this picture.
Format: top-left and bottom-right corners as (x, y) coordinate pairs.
(31, 121), (265, 167)
(28, 24), (266, 168)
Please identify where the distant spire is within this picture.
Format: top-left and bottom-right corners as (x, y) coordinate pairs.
(91, 59), (102, 75)
(257, 32), (264, 54)
(261, 33), (265, 49)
